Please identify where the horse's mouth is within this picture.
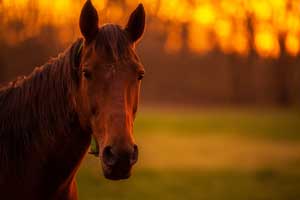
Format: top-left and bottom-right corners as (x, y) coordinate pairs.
(100, 161), (132, 180)
(102, 165), (132, 180)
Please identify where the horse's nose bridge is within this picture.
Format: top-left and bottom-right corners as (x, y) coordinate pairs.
(109, 110), (133, 132)
(105, 84), (135, 147)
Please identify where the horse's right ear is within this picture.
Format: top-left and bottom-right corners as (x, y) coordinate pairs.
(80, 0), (99, 43)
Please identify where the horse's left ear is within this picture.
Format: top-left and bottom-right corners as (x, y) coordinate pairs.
(125, 4), (146, 43)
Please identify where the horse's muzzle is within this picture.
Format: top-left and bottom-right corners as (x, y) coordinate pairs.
(101, 144), (138, 180)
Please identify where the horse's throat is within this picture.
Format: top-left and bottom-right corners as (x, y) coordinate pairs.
(44, 123), (91, 190)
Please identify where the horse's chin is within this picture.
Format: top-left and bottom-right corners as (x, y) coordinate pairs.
(104, 171), (131, 180)
(101, 163), (132, 180)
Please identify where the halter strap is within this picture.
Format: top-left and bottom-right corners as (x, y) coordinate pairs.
(73, 39), (83, 78)
(76, 41), (84, 58)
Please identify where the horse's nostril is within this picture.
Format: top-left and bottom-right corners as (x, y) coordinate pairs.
(131, 144), (138, 165)
(102, 146), (117, 167)
(103, 144), (138, 167)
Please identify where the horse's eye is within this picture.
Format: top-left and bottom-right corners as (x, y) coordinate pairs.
(83, 69), (92, 80)
(138, 71), (145, 80)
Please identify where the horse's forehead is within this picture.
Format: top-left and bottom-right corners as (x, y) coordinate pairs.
(94, 25), (132, 61)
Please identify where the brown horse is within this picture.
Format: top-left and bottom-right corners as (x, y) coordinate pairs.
(0, 1), (145, 199)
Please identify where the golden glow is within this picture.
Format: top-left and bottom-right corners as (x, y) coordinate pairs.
(250, 0), (272, 21)
(285, 33), (300, 57)
(188, 23), (214, 54)
(0, 0), (300, 58)
(215, 19), (232, 39)
(194, 4), (215, 26)
(255, 25), (280, 58)
(93, 0), (107, 11)
(233, 32), (249, 56)
(215, 19), (232, 54)
(165, 25), (182, 54)
(157, 0), (191, 23)
(104, 3), (124, 23)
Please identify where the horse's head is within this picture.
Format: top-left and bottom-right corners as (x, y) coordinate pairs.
(77, 0), (145, 180)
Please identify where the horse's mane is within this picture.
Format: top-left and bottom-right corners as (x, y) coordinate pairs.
(0, 39), (83, 168)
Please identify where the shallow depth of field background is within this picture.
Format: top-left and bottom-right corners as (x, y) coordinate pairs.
(1, 0), (300, 199)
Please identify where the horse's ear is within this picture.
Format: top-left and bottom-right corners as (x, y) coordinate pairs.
(125, 4), (146, 43)
(80, 0), (99, 43)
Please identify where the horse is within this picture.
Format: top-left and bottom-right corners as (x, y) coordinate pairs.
(0, 1), (146, 199)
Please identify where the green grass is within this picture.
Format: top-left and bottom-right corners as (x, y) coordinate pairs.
(78, 167), (300, 200)
(77, 108), (300, 200)
(134, 108), (300, 140)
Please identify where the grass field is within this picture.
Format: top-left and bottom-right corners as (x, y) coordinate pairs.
(77, 108), (300, 200)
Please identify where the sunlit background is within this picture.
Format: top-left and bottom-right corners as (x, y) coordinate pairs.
(1, 0), (300, 57)
(1, 0), (300, 199)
